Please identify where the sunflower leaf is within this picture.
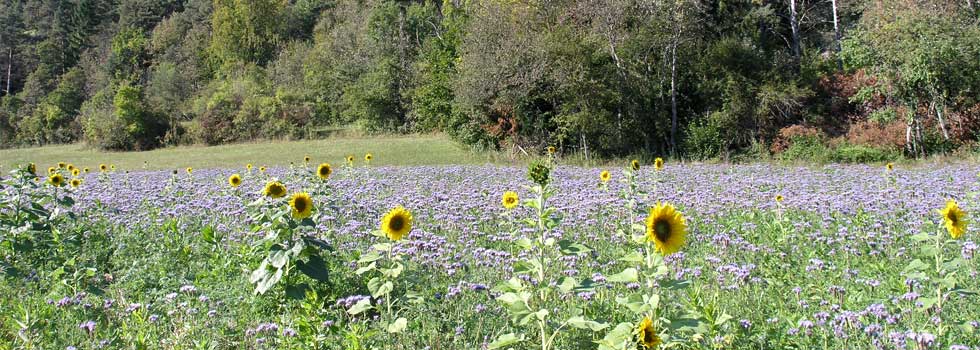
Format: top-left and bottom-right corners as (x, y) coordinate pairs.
(386, 318), (408, 333)
(596, 322), (633, 350)
(567, 316), (609, 332)
(487, 333), (525, 349)
(358, 251), (383, 264)
(904, 259), (927, 272)
(296, 255), (329, 282)
(607, 268), (639, 283)
(347, 298), (372, 315)
(619, 251), (644, 263)
(355, 262), (376, 275)
(557, 240), (591, 255)
(558, 277), (578, 293)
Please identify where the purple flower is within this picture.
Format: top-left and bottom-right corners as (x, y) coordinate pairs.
(79, 320), (96, 334)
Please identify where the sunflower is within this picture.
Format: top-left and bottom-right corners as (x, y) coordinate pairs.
(346, 155), (354, 165)
(99, 164), (108, 172)
(304, 155), (311, 164)
(67, 164), (75, 171)
(775, 195), (784, 203)
(645, 202), (688, 256)
(631, 159), (640, 171)
(186, 167), (193, 175)
(654, 157), (664, 171)
(110, 164), (116, 171)
(547, 146), (556, 154)
(83, 167), (90, 173)
(637, 317), (661, 349)
(72, 169), (80, 177)
(600, 170), (611, 183)
(58, 162), (66, 169)
(263, 181), (287, 198)
(886, 162), (894, 171)
(289, 192), (314, 219)
(28, 163), (37, 175)
(316, 163), (333, 180)
(381, 206), (413, 241)
(70, 178), (82, 188)
(939, 200), (968, 239)
(228, 174), (242, 187)
(365, 153), (373, 162)
(502, 191), (519, 209)
(259, 166), (267, 173)
(48, 167), (56, 174)
(246, 163), (253, 171)
(48, 174), (65, 187)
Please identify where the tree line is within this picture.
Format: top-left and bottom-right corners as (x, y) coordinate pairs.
(0, 0), (978, 160)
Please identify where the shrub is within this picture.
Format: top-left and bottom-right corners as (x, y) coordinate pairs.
(831, 144), (900, 163)
(845, 120), (906, 150)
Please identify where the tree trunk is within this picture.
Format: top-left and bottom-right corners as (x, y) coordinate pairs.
(934, 101), (950, 141)
(831, 0), (843, 70)
(669, 41), (678, 154)
(4, 47), (11, 96)
(789, 0), (801, 66)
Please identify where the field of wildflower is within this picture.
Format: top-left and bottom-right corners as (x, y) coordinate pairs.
(2, 156), (979, 350)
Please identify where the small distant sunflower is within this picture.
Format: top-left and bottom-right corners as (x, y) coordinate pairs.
(365, 153), (374, 163)
(547, 146), (556, 155)
(228, 174), (242, 187)
(83, 167), (90, 173)
(630, 159), (640, 171)
(172, 169), (178, 175)
(886, 163), (894, 171)
(316, 163), (333, 180)
(775, 195), (784, 203)
(110, 164), (116, 171)
(70, 178), (82, 188)
(654, 157), (664, 171)
(48, 167), (56, 174)
(289, 192), (314, 219)
(637, 317), (661, 349)
(48, 174), (65, 187)
(27, 163), (37, 175)
(186, 167), (193, 175)
(502, 191), (519, 209)
(58, 162), (67, 169)
(67, 164), (75, 171)
(99, 164), (108, 172)
(381, 206), (413, 241)
(645, 202), (688, 256)
(939, 200), (968, 239)
(259, 166), (267, 173)
(346, 155), (354, 165)
(263, 181), (287, 198)
(600, 170), (611, 183)
(72, 169), (80, 177)
(246, 163), (253, 171)
(304, 155), (311, 164)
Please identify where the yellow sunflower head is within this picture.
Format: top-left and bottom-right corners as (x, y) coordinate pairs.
(246, 163), (253, 171)
(289, 192), (314, 219)
(48, 167), (56, 174)
(775, 195), (784, 203)
(304, 155), (311, 163)
(886, 162), (894, 171)
(502, 191), (519, 209)
(316, 163), (333, 180)
(547, 146), (556, 154)
(28, 163), (36, 175)
(228, 174), (242, 187)
(99, 164), (107, 172)
(600, 170), (611, 183)
(83, 167), (90, 173)
(48, 174), (65, 187)
(70, 178), (82, 188)
(654, 157), (664, 171)
(58, 162), (66, 169)
(381, 206), (413, 241)
(186, 167), (193, 175)
(67, 164), (75, 171)
(110, 164), (115, 171)
(72, 169), (80, 177)
(637, 317), (661, 349)
(259, 166), (267, 173)
(939, 200), (968, 239)
(346, 155), (354, 164)
(263, 181), (287, 198)
(365, 153), (374, 162)
(645, 202), (688, 256)
(631, 159), (641, 171)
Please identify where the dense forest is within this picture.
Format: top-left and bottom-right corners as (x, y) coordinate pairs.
(0, 0), (978, 160)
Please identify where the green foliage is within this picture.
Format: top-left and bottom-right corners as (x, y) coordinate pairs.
(831, 144), (900, 163)
(209, 0), (285, 66)
(778, 135), (830, 162)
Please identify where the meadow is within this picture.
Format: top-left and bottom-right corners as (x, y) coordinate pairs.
(1, 153), (979, 350)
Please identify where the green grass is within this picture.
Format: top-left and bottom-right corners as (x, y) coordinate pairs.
(0, 134), (504, 171)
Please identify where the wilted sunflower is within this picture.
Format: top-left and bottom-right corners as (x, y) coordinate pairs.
(775, 195), (784, 203)
(637, 317), (661, 349)
(527, 161), (551, 186)
(365, 153), (374, 162)
(939, 200), (968, 239)
(316, 163), (333, 180)
(228, 174), (242, 187)
(263, 181), (287, 198)
(58, 162), (66, 169)
(654, 157), (664, 171)
(381, 206), (413, 241)
(645, 202), (687, 256)
(28, 163), (37, 175)
(502, 191), (519, 209)
(72, 169), (80, 176)
(48, 174), (65, 187)
(70, 178), (82, 188)
(289, 192), (314, 219)
(631, 159), (640, 171)
(600, 170), (611, 183)
(99, 164), (108, 172)
(886, 163), (894, 171)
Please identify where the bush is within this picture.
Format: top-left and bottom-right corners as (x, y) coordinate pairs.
(81, 82), (168, 150)
(683, 112), (729, 160)
(831, 144), (900, 163)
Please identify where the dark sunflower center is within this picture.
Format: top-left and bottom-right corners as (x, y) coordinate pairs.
(388, 216), (405, 231)
(319, 167), (329, 176)
(643, 326), (656, 343)
(506, 197), (516, 204)
(948, 212), (958, 224)
(294, 198), (307, 211)
(653, 219), (672, 242)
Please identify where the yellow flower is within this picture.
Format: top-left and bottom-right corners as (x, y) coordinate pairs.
(304, 155), (311, 163)
(637, 317), (661, 349)
(600, 170), (611, 183)
(259, 166), (267, 173)
(645, 202), (688, 256)
(346, 155), (354, 165)
(654, 157), (664, 171)
(48, 167), (56, 174)
(630, 159), (640, 171)
(263, 181), (287, 198)
(246, 163), (253, 171)
(67, 164), (75, 171)
(186, 167), (193, 175)
(365, 153), (374, 162)
(99, 164), (108, 172)
(110, 164), (116, 171)
(381, 206), (413, 241)
(939, 200), (968, 239)
(289, 192), (314, 219)
(58, 162), (66, 169)
(775, 195), (784, 203)
(228, 174), (242, 187)
(547, 146), (556, 154)
(48, 174), (65, 187)
(886, 162), (894, 171)
(28, 163), (36, 175)
(72, 169), (80, 177)
(502, 191), (519, 209)
(70, 178), (82, 188)
(83, 167), (90, 173)
(316, 163), (333, 180)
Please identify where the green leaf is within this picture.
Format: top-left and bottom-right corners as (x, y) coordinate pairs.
(558, 277), (578, 293)
(358, 251), (383, 264)
(904, 259), (927, 273)
(607, 268), (639, 283)
(917, 297), (938, 310)
(296, 255), (329, 282)
(910, 232), (932, 242)
(488, 333), (525, 349)
(596, 322), (633, 350)
(615, 294), (646, 313)
(285, 283), (309, 300)
(567, 316), (609, 332)
(347, 298), (372, 315)
(201, 226), (216, 244)
(380, 262), (404, 279)
(515, 237), (533, 250)
(619, 251), (644, 263)
(249, 260), (270, 284)
(387, 317), (408, 333)
(355, 262), (376, 275)
(714, 313), (733, 326)
(557, 240), (592, 255)
(255, 268), (282, 295)
(269, 248), (289, 268)
(368, 277), (393, 298)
